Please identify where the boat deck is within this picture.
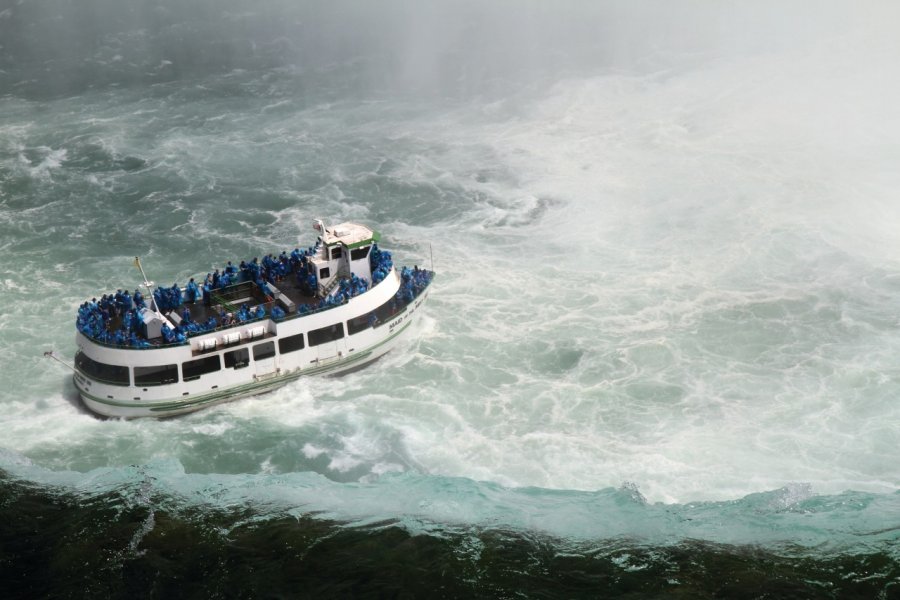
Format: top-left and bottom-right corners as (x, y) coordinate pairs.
(104, 272), (322, 342)
(168, 274), (319, 326)
(90, 263), (430, 350)
(76, 221), (430, 352)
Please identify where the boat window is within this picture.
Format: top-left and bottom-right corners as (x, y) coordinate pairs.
(372, 295), (401, 326)
(347, 312), (373, 336)
(75, 351), (130, 386)
(253, 341), (276, 361)
(308, 323), (345, 346)
(182, 355), (221, 381)
(224, 348), (250, 369)
(330, 246), (342, 260)
(319, 267), (330, 279)
(134, 364), (178, 386)
(278, 333), (305, 354)
(350, 246), (370, 261)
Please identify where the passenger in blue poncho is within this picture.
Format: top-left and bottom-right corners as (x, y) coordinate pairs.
(233, 304), (245, 323)
(186, 278), (200, 303)
(169, 283), (183, 308)
(129, 332), (150, 348)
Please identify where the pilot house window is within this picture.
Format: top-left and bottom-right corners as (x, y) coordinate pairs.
(350, 246), (370, 261)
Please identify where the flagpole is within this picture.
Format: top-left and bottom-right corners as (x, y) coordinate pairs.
(134, 256), (162, 315)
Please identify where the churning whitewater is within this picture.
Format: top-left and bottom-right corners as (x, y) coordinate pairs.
(1, 1), (898, 594)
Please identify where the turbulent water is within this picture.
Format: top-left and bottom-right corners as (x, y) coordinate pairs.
(2, 1), (899, 597)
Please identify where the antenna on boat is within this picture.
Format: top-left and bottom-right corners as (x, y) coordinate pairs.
(430, 243), (434, 273)
(133, 256), (162, 315)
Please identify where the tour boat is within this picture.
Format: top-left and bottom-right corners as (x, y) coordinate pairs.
(70, 221), (433, 418)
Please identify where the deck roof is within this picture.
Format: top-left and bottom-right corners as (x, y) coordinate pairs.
(322, 222), (381, 249)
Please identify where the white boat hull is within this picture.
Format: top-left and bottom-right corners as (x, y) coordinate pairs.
(74, 270), (430, 419)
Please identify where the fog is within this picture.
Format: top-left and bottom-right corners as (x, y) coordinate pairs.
(2, 1), (894, 100)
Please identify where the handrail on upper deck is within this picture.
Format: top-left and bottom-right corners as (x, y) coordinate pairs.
(80, 268), (433, 351)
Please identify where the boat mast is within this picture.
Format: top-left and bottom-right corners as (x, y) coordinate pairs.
(134, 256), (162, 316)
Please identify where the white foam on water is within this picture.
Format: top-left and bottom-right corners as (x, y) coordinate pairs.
(1, 2), (898, 550)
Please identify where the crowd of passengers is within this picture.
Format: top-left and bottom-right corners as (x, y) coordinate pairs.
(76, 295), (281, 348)
(154, 242), (324, 312)
(75, 242), (420, 348)
(397, 265), (432, 304)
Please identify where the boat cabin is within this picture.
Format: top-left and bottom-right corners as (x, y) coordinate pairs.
(309, 221), (380, 296)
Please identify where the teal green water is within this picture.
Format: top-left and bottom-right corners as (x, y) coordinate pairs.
(1, 1), (899, 595)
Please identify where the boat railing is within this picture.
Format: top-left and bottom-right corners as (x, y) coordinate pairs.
(80, 266), (430, 351)
(210, 280), (259, 313)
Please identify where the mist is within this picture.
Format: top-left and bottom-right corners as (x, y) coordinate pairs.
(2, 0), (892, 101)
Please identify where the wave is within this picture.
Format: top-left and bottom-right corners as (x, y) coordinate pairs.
(4, 470), (896, 599)
(1, 448), (897, 561)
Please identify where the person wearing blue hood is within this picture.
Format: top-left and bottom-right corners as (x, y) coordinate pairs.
(170, 283), (183, 308)
(186, 278), (200, 303)
(203, 278), (212, 307)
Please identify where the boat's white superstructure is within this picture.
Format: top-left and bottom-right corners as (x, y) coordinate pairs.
(72, 222), (433, 418)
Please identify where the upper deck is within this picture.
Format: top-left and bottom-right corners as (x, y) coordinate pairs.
(76, 221), (402, 350)
(139, 271), (320, 345)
